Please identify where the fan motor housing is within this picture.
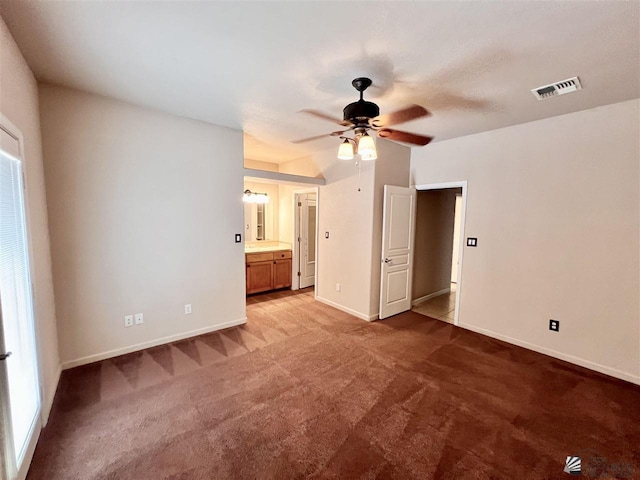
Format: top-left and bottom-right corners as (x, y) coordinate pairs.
(343, 100), (380, 124)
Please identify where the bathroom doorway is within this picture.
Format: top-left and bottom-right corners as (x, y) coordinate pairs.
(411, 182), (467, 325)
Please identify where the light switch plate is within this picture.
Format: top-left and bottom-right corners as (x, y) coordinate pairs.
(185, 304), (192, 315)
(549, 319), (559, 332)
(235, 234), (241, 243)
(134, 313), (144, 325)
(325, 232), (329, 239)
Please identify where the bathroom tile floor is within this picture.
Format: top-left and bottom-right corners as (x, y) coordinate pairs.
(412, 283), (457, 323)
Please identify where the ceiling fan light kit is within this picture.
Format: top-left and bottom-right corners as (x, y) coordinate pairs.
(293, 77), (434, 163)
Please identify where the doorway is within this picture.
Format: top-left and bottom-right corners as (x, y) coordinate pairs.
(411, 182), (467, 325)
(1, 123), (42, 480)
(295, 192), (317, 289)
(243, 177), (319, 307)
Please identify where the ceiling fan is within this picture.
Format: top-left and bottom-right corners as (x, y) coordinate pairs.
(292, 77), (433, 160)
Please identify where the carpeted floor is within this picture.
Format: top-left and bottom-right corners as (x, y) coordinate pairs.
(28, 288), (639, 479)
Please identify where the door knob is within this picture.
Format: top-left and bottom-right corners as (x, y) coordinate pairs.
(0, 352), (12, 361)
(384, 258), (392, 264)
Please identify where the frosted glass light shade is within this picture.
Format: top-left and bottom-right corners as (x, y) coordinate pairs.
(357, 133), (377, 160)
(337, 140), (354, 160)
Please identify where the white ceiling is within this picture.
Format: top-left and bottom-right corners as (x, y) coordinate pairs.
(1, 1), (638, 163)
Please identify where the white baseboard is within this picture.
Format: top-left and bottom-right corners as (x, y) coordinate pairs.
(315, 296), (377, 322)
(41, 364), (61, 425)
(412, 287), (451, 306)
(61, 317), (247, 370)
(458, 322), (640, 386)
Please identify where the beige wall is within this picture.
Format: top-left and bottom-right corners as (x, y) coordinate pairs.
(39, 85), (247, 366)
(0, 18), (60, 420)
(279, 155), (321, 178)
(276, 156), (324, 248)
(315, 150), (376, 318)
(412, 188), (461, 300)
(411, 99), (640, 384)
(244, 158), (279, 172)
(278, 184), (296, 246)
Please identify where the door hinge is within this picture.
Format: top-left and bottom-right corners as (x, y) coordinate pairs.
(298, 202), (302, 206)
(297, 272), (301, 276)
(297, 237), (301, 243)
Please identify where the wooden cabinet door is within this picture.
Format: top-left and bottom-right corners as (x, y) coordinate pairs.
(246, 260), (273, 294)
(273, 259), (292, 289)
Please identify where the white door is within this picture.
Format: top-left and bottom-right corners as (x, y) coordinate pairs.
(379, 185), (417, 319)
(0, 126), (42, 480)
(298, 193), (316, 288)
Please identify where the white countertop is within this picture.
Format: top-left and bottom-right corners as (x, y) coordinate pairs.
(245, 242), (292, 253)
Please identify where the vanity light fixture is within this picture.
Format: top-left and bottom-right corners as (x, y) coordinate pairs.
(243, 189), (269, 204)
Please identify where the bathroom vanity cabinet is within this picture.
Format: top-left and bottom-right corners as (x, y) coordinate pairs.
(245, 250), (292, 294)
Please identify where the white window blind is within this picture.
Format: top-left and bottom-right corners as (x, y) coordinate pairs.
(0, 143), (40, 465)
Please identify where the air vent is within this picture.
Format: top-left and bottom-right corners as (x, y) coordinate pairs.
(531, 77), (582, 100)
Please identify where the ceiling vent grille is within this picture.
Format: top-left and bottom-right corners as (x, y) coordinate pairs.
(531, 77), (582, 100)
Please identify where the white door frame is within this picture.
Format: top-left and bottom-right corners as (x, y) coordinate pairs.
(414, 181), (468, 326)
(0, 113), (44, 480)
(292, 187), (319, 291)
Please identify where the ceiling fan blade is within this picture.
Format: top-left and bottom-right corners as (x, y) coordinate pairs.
(371, 104), (430, 128)
(301, 109), (352, 126)
(291, 130), (346, 144)
(376, 128), (433, 146)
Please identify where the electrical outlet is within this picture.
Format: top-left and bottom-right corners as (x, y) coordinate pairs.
(466, 237), (478, 247)
(134, 313), (144, 325)
(124, 315), (134, 327)
(549, 319), (559, 332)
(335, 283), (341, 292)
(185, 304), (192, 315)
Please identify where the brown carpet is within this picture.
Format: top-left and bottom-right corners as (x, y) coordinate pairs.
(28, 288), (639, 479)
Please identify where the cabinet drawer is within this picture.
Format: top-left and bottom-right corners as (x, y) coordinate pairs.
(274, 250), (292, 259)
(246, 252), (273, 263)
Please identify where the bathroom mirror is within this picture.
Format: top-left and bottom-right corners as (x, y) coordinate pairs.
(244, 202), (270, 241)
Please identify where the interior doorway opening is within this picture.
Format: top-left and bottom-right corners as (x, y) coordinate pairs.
(411, 183), (466, 325)
(243, 177), (318, 307)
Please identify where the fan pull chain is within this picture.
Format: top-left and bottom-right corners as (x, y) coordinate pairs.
(356, 160), (361, 192)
